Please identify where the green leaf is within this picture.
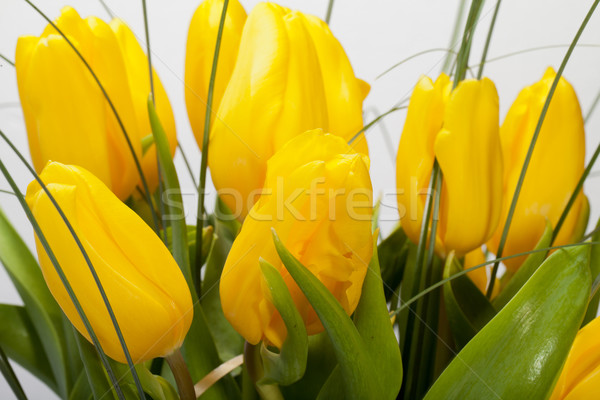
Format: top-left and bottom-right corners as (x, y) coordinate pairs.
(73, 330), (116, 400)
(148, 98), (238, 400)
(377, 226), (409, 300)
(493, 219), (552, 310)
(0, 345), (28, 400)
(68, 371), (93, 400)
(272, 231), (381, 400)
(147, 98), (192, 287)
(352, 235), (403, 398)
(258, 259), (308, 385)
(281, 333), (337, 400)
(442, 252), (496, 349)
(425, 245), (592, 399)
(201, 212), (244, 362)
(0, 304), (55, 392)
(583, 216), (600, 325)
(0, 208), (69, 396)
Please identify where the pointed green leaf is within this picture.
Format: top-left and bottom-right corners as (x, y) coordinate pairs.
(258, 259), (308, 385)
(0, 304), (56, 392)
(425, 245), (591, 399)
(0, 208), (69, 396)
(443, 252), (496, 349)
(0, 345), (27, 400)
(493, 220), (553, 310)
(378, 226), (409, 300)
(352, 235), (403, 398)
(201, 212), (244, 362)
(148, 98), (238, 399)
(272, 231), (381, 400)
(583, 216), (600, 325)
(68, 371), (93, 400)
(73, 330), (116, 400)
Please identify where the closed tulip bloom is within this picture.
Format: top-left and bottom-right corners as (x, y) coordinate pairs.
(184, 0), (247, 149)
(220, 130), (373, 348)
(209, 3), (369, 219)
(396, 75), (502, 257)
(16, 7), (176, 200)
(487, 68), (587, 271)
(549, 316), (600, 399)
(25, 162), (193, 363)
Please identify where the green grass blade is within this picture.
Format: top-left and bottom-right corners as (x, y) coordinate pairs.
(21, 0), (160, 235)
(442, 0), (467, 73)
(0, 53), (14, 66)
(325, 0), (334, 24)
(476, 0), (502, 79)
(488, 0), (600, 297)
(196, 0), (230, 285)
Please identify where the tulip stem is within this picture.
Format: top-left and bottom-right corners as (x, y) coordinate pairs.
(166, 350), (196, 400)
(243, 342), (284, 400)
(487, 0), (600, 298)
(196, 0), (230, 295)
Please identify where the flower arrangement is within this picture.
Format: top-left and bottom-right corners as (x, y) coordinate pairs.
(0, 1), (599, 399)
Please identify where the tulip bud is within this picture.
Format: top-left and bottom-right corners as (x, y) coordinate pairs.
(16, 7), (176, 200)
(220, 129), (373, 348)
(549, 316), (600, 399)
(25, 162), (193, 363)
(184, 0), (247, 150)
(208, 3), (369, 219)
(396, 75), (503, 257)
(487, 68), (586, 271)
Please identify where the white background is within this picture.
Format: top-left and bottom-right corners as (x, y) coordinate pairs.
(1, 0), (600, 398)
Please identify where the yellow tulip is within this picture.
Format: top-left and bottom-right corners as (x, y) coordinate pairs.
(549, 316), (600, 399)
(16, 7), (176, 200)
(208, 2), (369, 219)
(184, 0), (247, 149)
(220, 129), (373, 348)
(464, 248), (499, 299)
(487, 68), (586, 271)
(396, 75), (502, 257)
(25, 162), (193, 363)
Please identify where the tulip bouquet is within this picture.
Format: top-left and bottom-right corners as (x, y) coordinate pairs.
(0, 0), (599, 399)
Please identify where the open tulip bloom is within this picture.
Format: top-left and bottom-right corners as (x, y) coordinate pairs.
(1, 1), (600, 400)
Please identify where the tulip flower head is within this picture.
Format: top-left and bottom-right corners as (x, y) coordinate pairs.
(16, 7), (176, 200)
(220, 129), (373, 348)
(550, 316), (600, 399)
(396, 74), (503, 257)
(487, 68), (587, 271)
(200, 2), (369, 219)
(25, 162), (193, 363)
(184, 0), (247, 149)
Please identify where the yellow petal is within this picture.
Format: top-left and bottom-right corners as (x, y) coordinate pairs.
(110, 18), (178, 192)
(396, 74), (450, 247)
(184, 0), (247, 150)
(209, 3), (328, 218)
(550, 316), (600, 400)
(488, 67), (585, 271)
(25, 162), (193, 363)
(434, 78), (502, 256)
(20, 35), (113, 189)
(220, 130), (372, 348)
(301, 14), (369, 156)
